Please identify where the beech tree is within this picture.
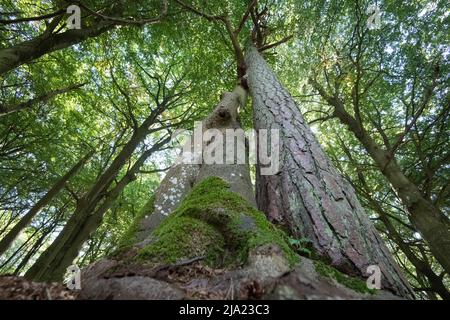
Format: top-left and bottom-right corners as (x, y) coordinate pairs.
(0, 0), (448, 300)
(0, 0), (168, 75)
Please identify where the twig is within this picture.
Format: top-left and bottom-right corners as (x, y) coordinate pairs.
(259, 35), (293, 51)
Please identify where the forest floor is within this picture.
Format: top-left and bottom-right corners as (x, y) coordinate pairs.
(0, 252), (404, 300)
(0, 275), (76, 300)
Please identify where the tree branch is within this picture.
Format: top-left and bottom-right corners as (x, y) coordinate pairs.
(0, 83), (85, 116)
(74, 0), (168, 26)
(0, 9), (65, 24)
(235, 0), (258, 34)
(259, 35), (293, 52)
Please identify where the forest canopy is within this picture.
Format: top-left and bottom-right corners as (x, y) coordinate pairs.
(0, 0), (448, 300)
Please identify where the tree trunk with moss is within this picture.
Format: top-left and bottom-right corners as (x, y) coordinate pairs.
(74, 82), (406, 300)
(134, 85), (255, 241)
(244, 45), (413, 298)
(77, 83), (298, 298)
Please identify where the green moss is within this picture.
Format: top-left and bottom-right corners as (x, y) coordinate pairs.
(313, 260), (375, 294)
(137, 216), (225, 264)
(137, 176), (299, 267)
(117, 195), (155, 251)
(244, 207), (299, 266)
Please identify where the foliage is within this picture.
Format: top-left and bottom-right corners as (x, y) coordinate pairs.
(0, 0), (448, 298)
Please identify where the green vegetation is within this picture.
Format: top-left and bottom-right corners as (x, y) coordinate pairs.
(314, 260), (375, 295)
(137, 177), (299, 266)
(0, 0), (448, 298)
(116, 195), (156, 251)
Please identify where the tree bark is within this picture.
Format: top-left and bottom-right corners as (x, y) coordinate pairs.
(135, 84), (255, 243)
(245, 45), (413, 298)
(0, 150), (93, 256)
(74, 83), (409, 301)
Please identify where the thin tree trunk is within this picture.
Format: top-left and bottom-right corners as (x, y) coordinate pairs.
(13, 223), (56, 276)
(0, 229), (37, 270)
(37, 138), (170, 281)
(338, 136), (450, 299)
(378, 212), (450, 299)
(0, 83), (85, 116)
(25, 119), (154, 281)
(245, 45), (413, 298)
(11, 204), (66, 275)
(0, 150), (93, 256)
(309, 78), (450, 277)
(25, 102), (171, 281)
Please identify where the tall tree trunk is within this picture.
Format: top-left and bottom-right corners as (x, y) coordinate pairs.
(0, 150), (93, 256)
(76, 81), (405, 300)
(134, 84), (255, 243)
(25, 110), (165, 281)
(77, 84), (288, 300)
(309, 78), (450, 277)
(245, 45), (413, 298)
(36, 138), (169, 281)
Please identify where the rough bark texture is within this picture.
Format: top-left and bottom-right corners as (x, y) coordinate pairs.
(66, 83), (409, 301)
(7, 82), (412, 300)
(245, 45), (413, 298)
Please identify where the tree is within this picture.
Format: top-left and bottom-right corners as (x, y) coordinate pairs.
(245, 44), (412, 297)
(24, 64), (193, 282)
(0, 0), (168, 75)
(0, 149), (93, 256)
(296, 0), (450, 280)
(0, 0), (448, 300)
